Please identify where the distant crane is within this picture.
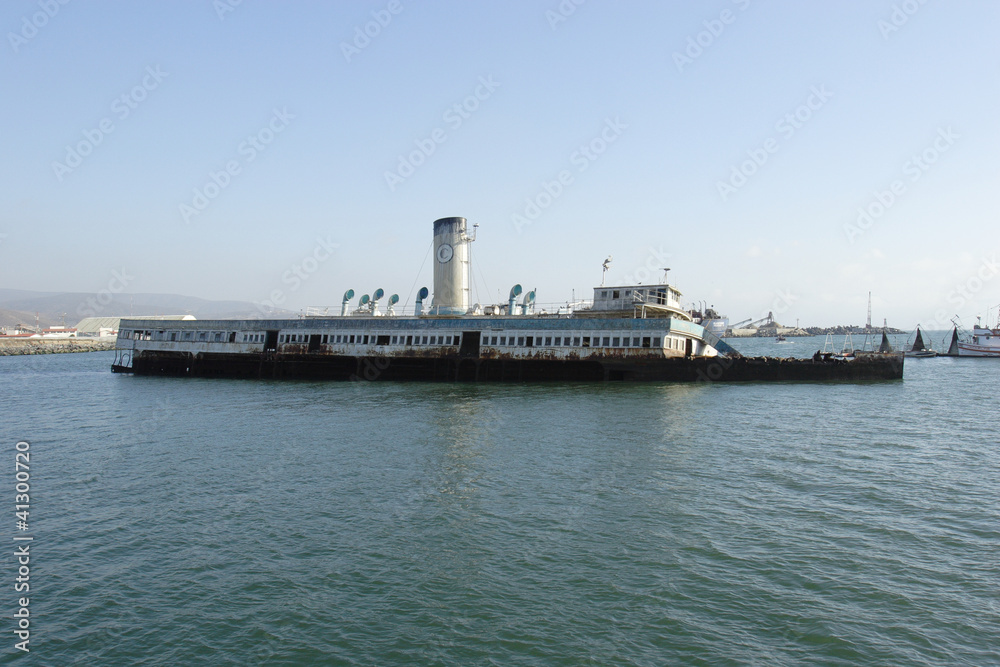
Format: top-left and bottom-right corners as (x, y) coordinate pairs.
(730, 312), (775, 330)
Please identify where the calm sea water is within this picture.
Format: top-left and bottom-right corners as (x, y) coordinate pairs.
(2, 336), (998, 665)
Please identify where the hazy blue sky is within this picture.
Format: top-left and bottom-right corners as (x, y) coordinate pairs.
(2, 0), (998, 327)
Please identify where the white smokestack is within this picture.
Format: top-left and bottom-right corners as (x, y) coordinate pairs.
(430, 217), (472, 316)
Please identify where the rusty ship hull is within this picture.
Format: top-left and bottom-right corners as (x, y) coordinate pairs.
(116, 332), (903, 383)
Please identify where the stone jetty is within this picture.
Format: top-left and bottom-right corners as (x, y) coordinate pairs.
(0, 339), (116, 356)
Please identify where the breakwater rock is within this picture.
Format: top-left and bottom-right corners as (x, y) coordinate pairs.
(0, 339), (116, 356)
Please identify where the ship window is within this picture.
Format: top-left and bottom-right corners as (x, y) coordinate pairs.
(633, 337), (640, 347)
(364, 335), (370, 344)
(553, 337), (561, 346)
(517, 337), (525, 346)
(214, 332), (221, 342)
(602, 336), (610, 347)
(500, 336), (506, 346)
(422, 336), (428, 344)
(349, 335), (355, 343)
(612, 337), (620, 347)
(198, 332), (207, 341)
(601, 290), (608, 298)
(376, 335), (390, 345)
(573, 337), (581, 346)
(544, 337), (552, 346)
(229, 332), (236, 343)
(391, 335), (398, 345)
(526, 336), (533, 347)
(642, 337), (651, 348)
(653, 337), (661, 348)
(183, 332), (191, 341)
(612, 290), (620, 299)
(582, 337), (590, 347)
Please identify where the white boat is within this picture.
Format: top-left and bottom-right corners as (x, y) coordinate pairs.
(947, 324), (1000, 357)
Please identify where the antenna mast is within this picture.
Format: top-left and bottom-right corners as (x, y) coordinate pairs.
(866, 291), (872, 330)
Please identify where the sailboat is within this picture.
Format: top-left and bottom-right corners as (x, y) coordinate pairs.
(904, 326), (937, 358)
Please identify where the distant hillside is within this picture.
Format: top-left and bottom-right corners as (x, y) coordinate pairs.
(0, 289), (296, 329)
(0, 307), (57, 330)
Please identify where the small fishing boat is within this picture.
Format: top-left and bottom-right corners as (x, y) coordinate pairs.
(903, 326), (937, 358)
(944, 322), (1000, 357)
